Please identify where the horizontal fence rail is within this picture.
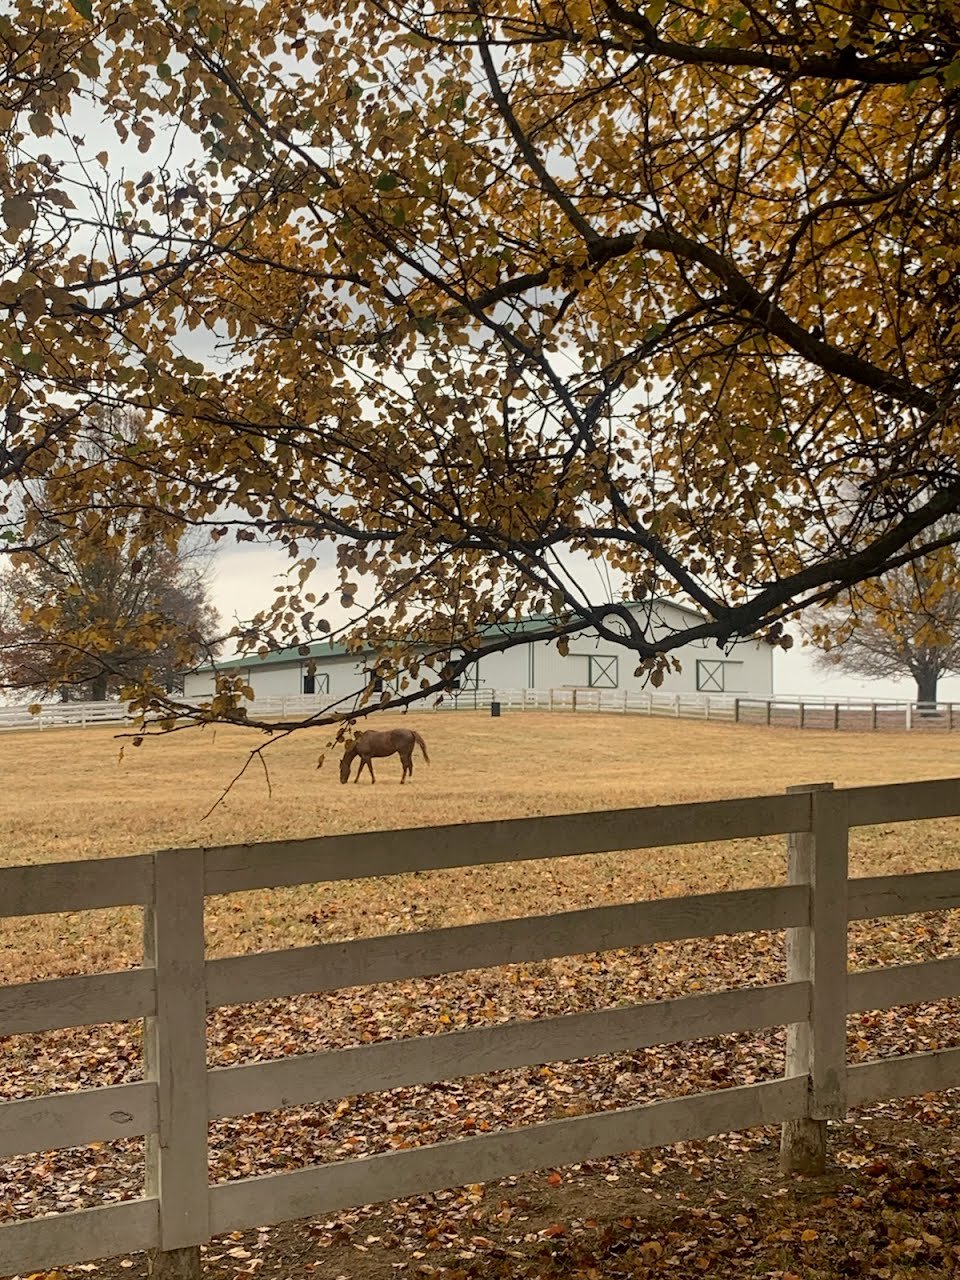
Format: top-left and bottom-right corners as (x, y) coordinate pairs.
(204, 886), (807, 1008)
(0, 967), (156, 1035)
(3, 777), (960, 1277)
(207, 982), (809, 1121)
(207, 1076), (810, 1237)
(202, 793), (812, 894)
(0, 1081), (158, 1160)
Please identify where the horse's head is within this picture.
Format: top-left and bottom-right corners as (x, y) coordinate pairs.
(339, 748), (354, 784)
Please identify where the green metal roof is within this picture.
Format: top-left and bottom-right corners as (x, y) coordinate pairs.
(199, 638), (364, 672)
(199, 598), (704, 673)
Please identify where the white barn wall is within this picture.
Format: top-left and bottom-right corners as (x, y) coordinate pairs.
(183, 670), (217, 698)
(183, 604), (774, 703)
(469, 603), (772, 697)
(184, 654), (369, 703)
(470, 637), (771, 697)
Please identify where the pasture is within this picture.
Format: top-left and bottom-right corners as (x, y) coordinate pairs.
(3, 710), (960, 984)
(3, 712), (960, 1280)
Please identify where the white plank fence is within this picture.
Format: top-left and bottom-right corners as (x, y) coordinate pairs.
(240, 687), (960, 730)
(3, 689), (957, 732)
(3, 778), (960, 1276)
(0, 700), (129, 730)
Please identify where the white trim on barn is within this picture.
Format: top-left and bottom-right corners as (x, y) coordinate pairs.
(183, 600), (774, 705)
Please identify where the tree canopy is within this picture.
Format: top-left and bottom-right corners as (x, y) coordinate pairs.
(3, 0), (960, 725)
(0, 494), (221, 702)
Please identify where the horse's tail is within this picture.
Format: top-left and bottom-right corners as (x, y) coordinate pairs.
(412, 731), (429, 763)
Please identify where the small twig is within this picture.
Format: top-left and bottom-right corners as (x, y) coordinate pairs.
(257, 747), (272, 799)
(200, 744), (269, 820)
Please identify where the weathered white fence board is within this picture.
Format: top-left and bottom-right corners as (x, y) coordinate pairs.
(0, 1081), (157, 1159)
(848, 868), (960, 920)
(848, 956), (960, 1013)
(203, 792), (812, 895)
(0, 967), (156, 1035)
(846, 777), (960, 827)
(780, 782), (843, 1174)
(0, 1199), (159, 1276)
(848, 1046), (960, 1106)
(144, 851), (210, 1252)
(807, 789), (849, 1119)
(0, 853), (154, 917)
(205, 885), (807, 1009)
(208, 1076), (809, 1235)
(208, 981), (809, 1120)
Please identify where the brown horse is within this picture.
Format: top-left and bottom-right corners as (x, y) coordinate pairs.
(339, 727), (429, 784)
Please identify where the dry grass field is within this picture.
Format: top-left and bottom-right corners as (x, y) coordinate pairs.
(3, 709), (960, 985)
(4, 712), (960, 1280)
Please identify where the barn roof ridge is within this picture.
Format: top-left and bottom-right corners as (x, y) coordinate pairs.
(195, 598), (706, 673)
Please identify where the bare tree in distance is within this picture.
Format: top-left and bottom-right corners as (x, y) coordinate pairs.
(806, 535), (960, 706)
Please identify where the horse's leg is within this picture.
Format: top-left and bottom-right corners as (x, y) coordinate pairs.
(403, 749), (413, 781)
(367, 758), (376, 783)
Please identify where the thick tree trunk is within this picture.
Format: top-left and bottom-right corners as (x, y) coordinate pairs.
(915, 668), (939, 707)
(90, 673), (109, 702)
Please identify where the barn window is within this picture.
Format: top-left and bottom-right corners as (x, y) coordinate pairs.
(302, 671), (329, 695)
(588, 655), (618, 688)
(696, 660), (741, 692)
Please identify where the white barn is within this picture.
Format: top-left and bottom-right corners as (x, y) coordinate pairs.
(184, 601), (773, 705)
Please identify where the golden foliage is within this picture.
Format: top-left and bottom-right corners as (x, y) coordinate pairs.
(1, 0), (959, 722)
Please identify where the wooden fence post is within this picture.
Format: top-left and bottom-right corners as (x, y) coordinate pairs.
(733, 697), (739, 723)
(872, 702), (878, 732)
(780, 783), (849, 1175)
(144, 850), (210, 1279)
(833, 703), (840, 731)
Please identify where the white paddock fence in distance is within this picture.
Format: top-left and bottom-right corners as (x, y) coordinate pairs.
(2, 689), (957, 732)
(435, 687), (960, 730)
(0, 700), (129, 730)
(4, 779), (960, 1276)
(195, 687), (960, 730)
